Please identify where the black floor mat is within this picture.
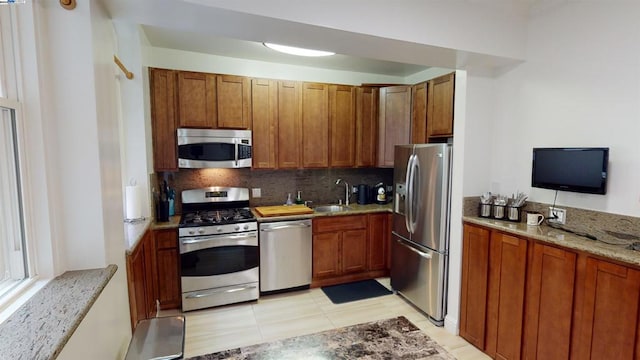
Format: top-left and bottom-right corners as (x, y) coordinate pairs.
(321, 279), (392, 304)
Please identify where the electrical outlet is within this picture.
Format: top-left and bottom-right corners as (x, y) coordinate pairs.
(252, 188), (261, 198)
(548, 207), (566, 224)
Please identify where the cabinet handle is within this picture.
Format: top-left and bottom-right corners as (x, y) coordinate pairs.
(261, 223), (311, 232)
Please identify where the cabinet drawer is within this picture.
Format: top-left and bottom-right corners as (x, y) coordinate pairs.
(155, 230), (177, 249)
(314, 215), (366, 233)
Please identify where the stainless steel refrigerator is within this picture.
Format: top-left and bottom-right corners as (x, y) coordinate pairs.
(391, 143), (452, 326)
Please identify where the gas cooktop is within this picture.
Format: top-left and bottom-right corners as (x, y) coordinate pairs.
(180, 208), (255, 227)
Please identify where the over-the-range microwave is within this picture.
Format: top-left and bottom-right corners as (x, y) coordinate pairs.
(177, 128), (252, 169)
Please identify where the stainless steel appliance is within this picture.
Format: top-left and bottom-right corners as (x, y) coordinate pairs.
(391, 143), (452, 326)
(259, 219), (312, 293)
(177, 128), (252, 169)
(179, 187), (258, 311)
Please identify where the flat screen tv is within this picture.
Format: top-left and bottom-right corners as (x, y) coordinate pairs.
(532, 147), (609, 195)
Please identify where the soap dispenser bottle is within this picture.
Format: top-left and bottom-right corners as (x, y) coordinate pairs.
(295, 190), (304, 204)
(285, 193), (293, 205)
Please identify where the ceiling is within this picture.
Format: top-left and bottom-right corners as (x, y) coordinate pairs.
(141, 25), (431, 77)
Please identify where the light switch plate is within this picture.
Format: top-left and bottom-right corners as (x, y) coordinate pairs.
(252, 188), (261, 198)
(548, 207), (566, 224)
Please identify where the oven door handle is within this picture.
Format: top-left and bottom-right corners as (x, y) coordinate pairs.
(181, 232), (256, 245)
(185, 284), (257, 299)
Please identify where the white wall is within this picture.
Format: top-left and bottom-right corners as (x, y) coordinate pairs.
(30, 0), (131, 357)
(488, 2), (640, 217)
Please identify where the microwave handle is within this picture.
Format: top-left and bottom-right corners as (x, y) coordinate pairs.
(234, 142), (238, 167)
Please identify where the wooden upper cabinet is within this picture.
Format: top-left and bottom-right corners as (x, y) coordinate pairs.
(302, 82), (329, 168)
(378, 86), (411, 167)
(277, 81), (302, 169)
(355, 87), (378, 167)
(251, 78), (278, 169)
(459, 224), (491, 350)
(411, 82), (428, 144)
(524, 243), (576, 360)
(573, 258), (640, 360)
(150, 68), (178, 171)
(427, 72), (455, 139)
(177, 71), (216, 128)
(329, 85), (356, 167)
(217, 75), (251, 129)
(485, 231), (528, 360)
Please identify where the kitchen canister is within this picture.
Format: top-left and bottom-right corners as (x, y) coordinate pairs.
(493, 205), (506, 219)
(478, 203), (492, 218)
(506, 206), (522, 222)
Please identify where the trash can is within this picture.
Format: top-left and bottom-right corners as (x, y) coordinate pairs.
(125, 316), (185, 360)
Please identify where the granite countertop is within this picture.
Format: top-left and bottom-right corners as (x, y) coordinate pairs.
(463, 216), (640, 267)
(253, 203), (392, 222)
(0, 265), (117, 360)
(125, 216), (180, 254)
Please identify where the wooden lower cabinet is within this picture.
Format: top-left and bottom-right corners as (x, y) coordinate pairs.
(485, 231), (528, 360)
(126, 229), (156, 330)
(367, 213), (390, 271)
(312, 213), (390, 287)
(523, 243), (576, 360)
(459, 224), (490, 349)
(573, 257), (640, 359)
(462, 222), (640, 360)
(154, 229), (181, 310)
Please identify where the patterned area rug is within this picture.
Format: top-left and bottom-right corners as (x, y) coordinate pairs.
(186, 316), (456, 359)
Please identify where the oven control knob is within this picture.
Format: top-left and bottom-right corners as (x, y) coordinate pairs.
(243, 224), (249, 230)
(197, 228), (205, 234)
(234, 225), (240, 231)
(217, 227), (223, 233)
(188, 230), (195, 235)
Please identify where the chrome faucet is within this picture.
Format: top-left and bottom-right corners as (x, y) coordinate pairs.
(335, 179), (350, 206)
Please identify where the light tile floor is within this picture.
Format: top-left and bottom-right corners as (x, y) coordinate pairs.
(170, 278), (490, 359)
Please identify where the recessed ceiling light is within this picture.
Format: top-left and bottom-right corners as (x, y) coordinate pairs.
(263, 43), (335, 57)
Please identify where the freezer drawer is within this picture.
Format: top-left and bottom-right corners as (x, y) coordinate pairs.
(259, 220), (312, 292)
(390, 234), (448, 325)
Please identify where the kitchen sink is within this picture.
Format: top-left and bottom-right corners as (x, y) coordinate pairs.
(314, 205), (351, 213)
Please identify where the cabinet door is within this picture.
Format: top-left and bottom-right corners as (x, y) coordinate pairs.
(277, 81), (302, 168)
(574, 258), (640, 359)
(217, 75), (251, 129)
(150, 68), (178, 171)
(341, 229), (367, 274)
(154, 229), (181, 310)
(302, 82), (329, 168)
(523, 244), (576, 360)
(142, 230), (157, 318)
(313, 232), (341, 279)
(367, 213), (389, 271)
(251, 78), (278, 169)
(485, 231), (528, 360)
(411, 82), (428, 144)
(378, 86), (411, 167)
(355, 87), (378, 167)
(427, 72), (455, 138)
(126, 240), (148, 330)
(177, 71), (216, 128)
(459, 224), (491, 350)
(329, 85), (356, 167)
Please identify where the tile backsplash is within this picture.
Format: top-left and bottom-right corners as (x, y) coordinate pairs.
(156, 168), (393, 214)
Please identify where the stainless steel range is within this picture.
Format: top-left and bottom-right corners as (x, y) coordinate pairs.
(179, 187), (258, 311)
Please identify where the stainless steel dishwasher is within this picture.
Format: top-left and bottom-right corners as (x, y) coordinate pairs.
(259, 219), (312, 293)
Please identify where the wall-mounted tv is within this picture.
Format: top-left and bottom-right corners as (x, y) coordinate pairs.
(532, 147), (609, 195)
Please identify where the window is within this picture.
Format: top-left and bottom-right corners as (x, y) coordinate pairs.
(0, 6), (30, 299)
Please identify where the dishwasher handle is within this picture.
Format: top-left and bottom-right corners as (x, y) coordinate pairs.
(261, 223), (311, 232)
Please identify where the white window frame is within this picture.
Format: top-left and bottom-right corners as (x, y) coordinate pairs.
(0, 4), (40, 312)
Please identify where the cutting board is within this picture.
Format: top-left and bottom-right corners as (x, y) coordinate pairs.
(255, 205), (314, 217)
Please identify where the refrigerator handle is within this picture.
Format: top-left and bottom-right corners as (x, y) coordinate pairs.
(410, 155), (420, 233)
(396, 238), (432, 259)
(404, 154), (414, 233)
